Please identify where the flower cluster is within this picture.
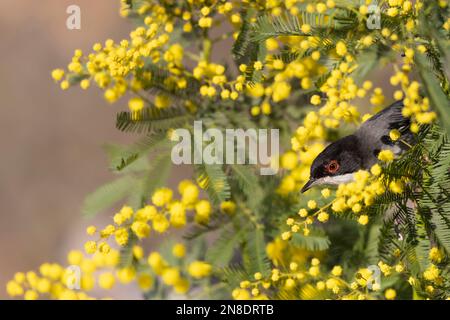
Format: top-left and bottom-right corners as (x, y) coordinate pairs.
(83, 180), (212, 254)
(233, 256), (401, 300)
(6, 249), (120, 300)
(7, 240), (214, 300)
(147, 245), (212, 295)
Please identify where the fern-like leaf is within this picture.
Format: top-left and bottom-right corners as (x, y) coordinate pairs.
(82, 176), (136, 217)
(206, 225), (246, 267)
(291, 231), (330, 251)
(116, 107), (191, 134)
(195, 164), (231, 205)
(243, 228), (271, 276)
(229, 164), (263, 210)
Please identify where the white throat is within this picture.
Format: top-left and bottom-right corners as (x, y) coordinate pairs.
(316, 173), (355, 186)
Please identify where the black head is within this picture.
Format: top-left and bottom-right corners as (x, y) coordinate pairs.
(301, 135), (363, 193)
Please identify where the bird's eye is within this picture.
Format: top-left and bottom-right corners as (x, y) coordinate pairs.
(325, 160), (340, 174)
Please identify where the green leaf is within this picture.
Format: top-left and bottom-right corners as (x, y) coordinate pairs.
(251, 11), (356, 43)
(142, 63), (201, 101)
(299, 283), (328, 300)
(291, 231), (330, 251)
(243, 228), (271, 276)
(251, 13), (304, 43)
(232, 8), (257, 61)
(195, 164), (231, 205)
(104, 132), (171, 172)
(82, 176), (136, 218)
(217, 265), (251, 290)
(416, 53), (450, 136)
(128, 153), (172, 208)
(229, 164), (263, 211)
(205, 226), (246, 267)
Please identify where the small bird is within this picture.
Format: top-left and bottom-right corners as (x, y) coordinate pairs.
(301, 101), (413, 193)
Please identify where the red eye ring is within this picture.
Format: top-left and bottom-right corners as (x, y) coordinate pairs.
(325, 160), (340, 174)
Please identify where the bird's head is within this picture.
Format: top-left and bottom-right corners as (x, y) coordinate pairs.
(301, 135), (363, 193)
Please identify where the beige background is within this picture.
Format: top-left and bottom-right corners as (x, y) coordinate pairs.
(0, 0), (141, 298)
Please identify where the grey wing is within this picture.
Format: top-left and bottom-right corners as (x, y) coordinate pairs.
(355, 100), (412, 168)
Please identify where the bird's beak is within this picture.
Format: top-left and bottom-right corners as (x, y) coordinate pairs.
(301, 178), (316, 193)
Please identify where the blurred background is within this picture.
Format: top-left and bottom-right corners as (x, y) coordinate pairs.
(0, 0), (140, 298)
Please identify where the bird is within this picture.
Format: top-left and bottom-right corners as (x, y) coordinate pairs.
(301, 100), (413, 193)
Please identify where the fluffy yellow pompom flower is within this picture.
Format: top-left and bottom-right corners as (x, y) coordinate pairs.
(195, 200), (212, 224)
(429, 247), (443, 263)
(98, 242), (111, 254)
(86, 226), (96, 236)
(152, 214), (170, 233)
(307, 200), (317, 209)
(317, 211), (329, 223)
(7, 281), (24, 297)
(423, 264), (440, 281)
(232, 288), (250, 300)
(131, 221), (151, 239)
(188, 261), (212, 279)
(378, 150), (395, 162)
(336, 41), (347, 56)
(60, 80), (70, 90)
(128, 97), (145, 112)
(80, 79), (90, 90)
(311, 51), (321, 61)
(155, 95), (170, 109)
(24, 290), (39, 300)
(172, 243), (186, 258)
(132, 245), (144, 259)
(359, 5), (368, 15)
(169, 202), (186, 227)
(389, 180), (404, 194)
(181, 183), (199, 205)
(326, 0), (336, 8)
(117, 267), (136, 284)
(370, 164), (382, 176)
(310, 95), (322, 105)
(137, 274), (154, 290)
(198, 17), (212, 28)
(321, 188), (331, 198)
(298, 208), (308, 217)
(148, 252), (167, 275)
(114, 228), (129, 246)
(309, 266), (320, 277)
(281, 231), (292, 240)
(51, 69), (65, 82)
(162, 267), (181, 285)
(220, 201), (236, 214)
(358, 215), (369, 225)
(362, 36), (373, 47)
(331, 265), (343, 276)
(384, 288), (396, 300)
(272, 59), (284, 70)
(387, 8), (399, 17)
(301, 24), (311, 33)
(67, 250), (83, 265)
(281, 151), (298, 170)
(84, 241), (97, 254)
(152, 188), (173, 207)
(254, 61), (263, 70)
(200, 6), (210, 16)
(99, 272), (116, 289)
